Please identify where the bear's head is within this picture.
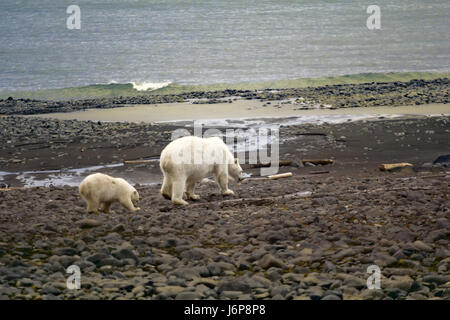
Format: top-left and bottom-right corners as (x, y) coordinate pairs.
(131, 189), (140, 207)
(228, 158), (244, 182)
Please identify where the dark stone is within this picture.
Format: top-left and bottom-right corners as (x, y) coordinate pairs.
(258, 254), (287, 269)
(86, 253), (109, 266)
(112, 247), (138, 262)
(321, 294), (341, 300)
(392, 230), (416, 242)
(40, 286), (61, 295)
(433, 154), (450, 165)
(423, 275), (448, 285)
(385, 288), (407, 300)
(179, 248), (206, 260)
(217, 279), (251, 294)
(53, 247), (78, 256)
(112, 224), (125, 232)
(98, 257), (122, 267)
(77, 219), (102, 229)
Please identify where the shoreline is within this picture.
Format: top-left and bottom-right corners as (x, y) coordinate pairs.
(1, 72), (448, 101)
(1, 78), (449, 116)
(27, 103), (450, 124)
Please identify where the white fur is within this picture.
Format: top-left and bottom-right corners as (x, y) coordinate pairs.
(79, 173), (140, 213)
(159, 136), (243, 205)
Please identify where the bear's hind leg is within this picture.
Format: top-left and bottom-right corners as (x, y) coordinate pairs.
(186, 180), (200, 200)
(160, 175), (172, 200)
(172, 179), (188, 205)
(100, 202), (112, 214)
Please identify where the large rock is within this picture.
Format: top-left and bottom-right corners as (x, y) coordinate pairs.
(217, 279), (251, 294)
(168, 267), (200, 280)
(302, 273), (333, 288)
(258, 254), (287, 269)
(336, 274), (366, 290)
(334, 248), (357, 259)
(384, 276), (414, 291)
(412, 240), (433, 252)
(86, 253), (109, 266)
(52, 247), (78, 256)
(112, 245), (138, 262)
(322, 294), (341, 300)
(179, 248), (208, 260)
(155, 286), (186, 297)
(423, 275), (448, 285)
(77, 219), (102, 229)
(433, 154), (450, 165)
(175, 291), (202, 300)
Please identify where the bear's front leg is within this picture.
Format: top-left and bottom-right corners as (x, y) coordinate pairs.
(87, 200), (101, 214)
(121, 197), (140, 212)
(218, 173), (234, 196)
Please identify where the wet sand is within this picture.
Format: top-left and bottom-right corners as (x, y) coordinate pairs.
(28, 102), (450, 123)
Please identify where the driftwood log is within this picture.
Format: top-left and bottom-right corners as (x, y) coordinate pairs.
(378, 163), (413, 171)
(249, 161), (299, 168)
(419, 173), (447, 179)
(124, 159), (159, 165)
(0, 187), (26, 191)
(302, 159), (334, 165)
(241, 172), (293, 182)
(268, 172), (293, 180)
(309, 170), (330, 175)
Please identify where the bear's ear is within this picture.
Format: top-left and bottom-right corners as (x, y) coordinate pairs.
(234, 158), (238, 164)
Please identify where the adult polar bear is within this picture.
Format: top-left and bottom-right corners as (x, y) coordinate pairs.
(160, 136), (243, 205)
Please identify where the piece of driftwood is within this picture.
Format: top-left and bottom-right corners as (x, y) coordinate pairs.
(249, 160), (299, 168)
(13, 141), (47, 148)
(378, 163), (413, 171)
(124, 159), (159, 165)
(309, 170), (330, 175)
(0, 187), (25, 191)
(268, 172), (293, 180)
(419, 173), (447, 179)
(240, 177), (267, 183)
(295, 132), (327, 136)
(241, 172), (293, 182)
(302, 159), (334, 165)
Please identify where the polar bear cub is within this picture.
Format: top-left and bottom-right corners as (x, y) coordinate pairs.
(160, 136), (244, 205)
(79, 173), (140, 214)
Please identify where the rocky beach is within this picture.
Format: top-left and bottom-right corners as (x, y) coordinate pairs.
(0, 80), (449, 300)
(0, 166), (448, 300)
